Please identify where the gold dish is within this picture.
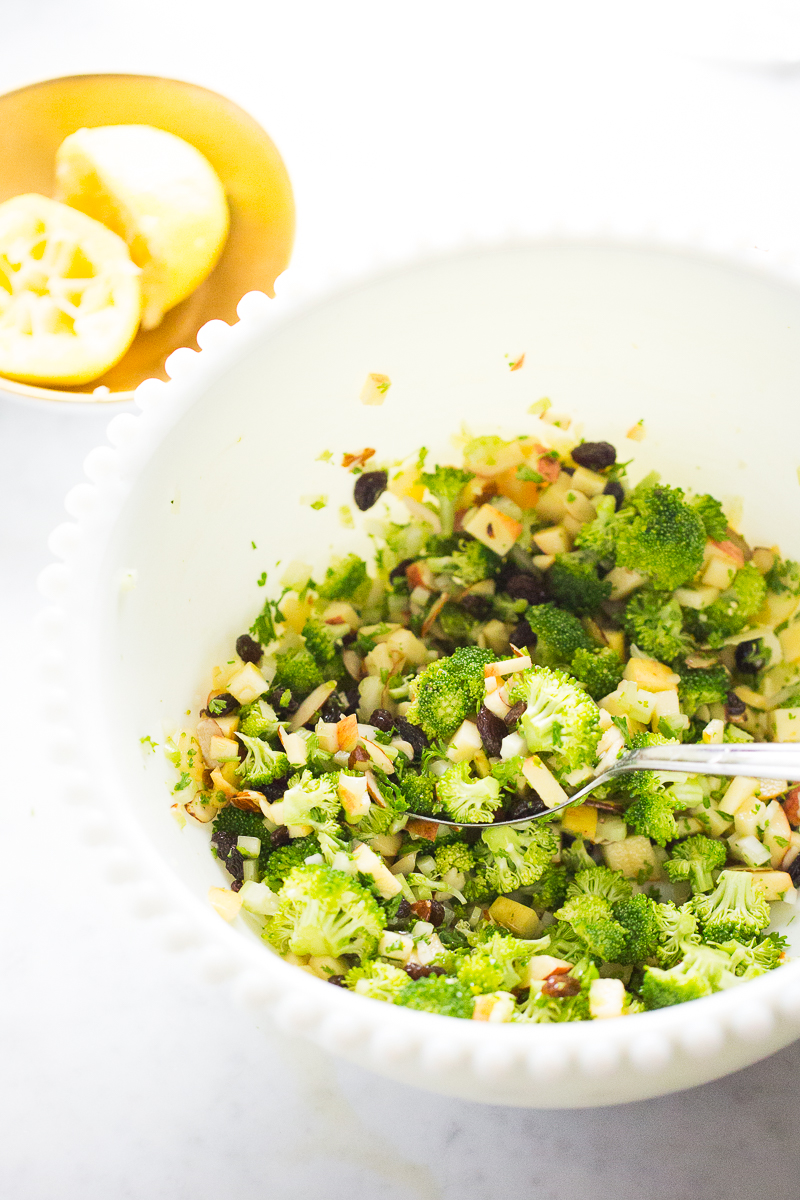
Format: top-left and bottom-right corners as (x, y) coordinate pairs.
(0, 73), (295, 402)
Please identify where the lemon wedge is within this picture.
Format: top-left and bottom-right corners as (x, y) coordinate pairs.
(0, 193), (141, 386)
(55, 125), (229, 330)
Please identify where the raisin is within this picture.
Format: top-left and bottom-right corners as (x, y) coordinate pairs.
(726, 691), (747, 718)
(501, 794), (548, 821)
(226, 848), (244, 881)
(510, 619), (535, 651)
(788, 856), (800, 886)
(404, 963), (446, 981)
(270, 826), (291, 848)
(235, 634), (262, 663)
(504, 573), (547, 605)
(504, 700), (526, 727)
(327, 975), (347, 987)
(571, 441), (617, 470)
(735, 638), (766, 675)
(603, 480), (625, 511)
(389, 558), (415, 584)
(477, 705), (507, 757)
(460, 593), (492, 619)
(541, 973), (580, 997)
(394, 717), (429, 760)
(208, 692), (238, 717)
(393, 898), (412, 923)
(427, 899), (445, 927)
(354, 470), (388, 511)
(269, 686), (299, 716)
(348, 745), (370, 769)
(211, 830), (237, 859)
(231, 879), (244, 893)
(249, 778), (289, 801)
(369, 708), (395, 732)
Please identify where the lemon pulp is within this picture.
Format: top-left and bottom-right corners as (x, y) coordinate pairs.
(55, 125), (229, 330)
(0, 193), (141, 386)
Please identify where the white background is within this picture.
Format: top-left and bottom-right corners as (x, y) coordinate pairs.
(3, 4), (800, 1198)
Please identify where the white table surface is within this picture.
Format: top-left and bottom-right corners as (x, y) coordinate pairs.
(3, 5), (800, 1197)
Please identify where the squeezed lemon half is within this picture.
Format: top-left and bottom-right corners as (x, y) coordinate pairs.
(0, 193), (141, 386)
(56, 125), (229, 330)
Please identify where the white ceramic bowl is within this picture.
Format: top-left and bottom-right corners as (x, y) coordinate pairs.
(41, 242), (800, 1108)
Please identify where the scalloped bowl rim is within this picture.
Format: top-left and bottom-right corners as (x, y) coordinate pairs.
(38, 237), (800, 1108)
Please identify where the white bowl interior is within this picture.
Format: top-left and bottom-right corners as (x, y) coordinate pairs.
(84, 243), (800, 1102)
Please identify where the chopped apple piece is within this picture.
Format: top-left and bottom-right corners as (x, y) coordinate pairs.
(462, 503), (523, 557)
(532, 524), (572, 556)
(561, 804), (598, 840)
(226, 662), (269, 704)
(353, 842), (402, 898)
(521, 756), (569, 808)
(623, 658), (680, 692)
(360, 372), (391, 405)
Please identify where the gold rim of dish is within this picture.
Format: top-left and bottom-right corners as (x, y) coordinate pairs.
(0, 73), (295, 403)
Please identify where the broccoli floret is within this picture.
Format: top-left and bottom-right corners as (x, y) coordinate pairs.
(574, 494), (620, 561)
(568, 646), (624, 701)
(675, 662), (729, 716)
(556, 893), (613, 926)
(653, 900), (700, 967)
(261, 834), (321, 891)
(405, 645), (494, 742)
(462, 863), (496, 904)
(566, 866), (633, 907)
(689, 563), (767, 647)
(691, 494), (729, 541)
(272, 645), (325, 697)
(506, 664), (600, 771)
(434, 841), (475, 876)
(525, 603), (593, 667)
(419, 464), (473, 538)
(546, 553), (612, 616)
(614, 484), (706, 591)
(265, 862), (385, 960)
(268, 769), (342, 832)
(490, 756), (526, 791)
(457, 930), (543, 994)
(621, 731), (684, 846)
(690, 869), (771, 942)
(641, 942), (739, 1009)
(237, 698), (281, 739)
(351, 780), (409, 837)
(317, 553), (369, 600)
(555, 887), (630, 962)
(528, 864), (569, 912)
(344, 959), (409, 1001)
(302, 618), (347, 682)
(480, 821), (560, 893)
(561, 836), (598, 874)
(544, 920), (588, 963)
(613, 893), (660, 964)
(237, 733), (290, 787)
(623, 590), (689, 662)
(394, 972), (474, 1019)
(426, 537), (502, 586)
(711, 933), (787, 978)
(436, 602), (479, 645)
(765, 556), (800, 596)
(212, 806), (271, 874)
(436, 761), (502, 824)
(399, 771), (440, 816)
(664, 834), (727, 894)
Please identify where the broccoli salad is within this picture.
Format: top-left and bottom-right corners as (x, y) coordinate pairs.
(166, 406), (800, 1023)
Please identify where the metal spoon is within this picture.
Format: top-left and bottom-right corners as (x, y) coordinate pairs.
(411, 742), (800, 829)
